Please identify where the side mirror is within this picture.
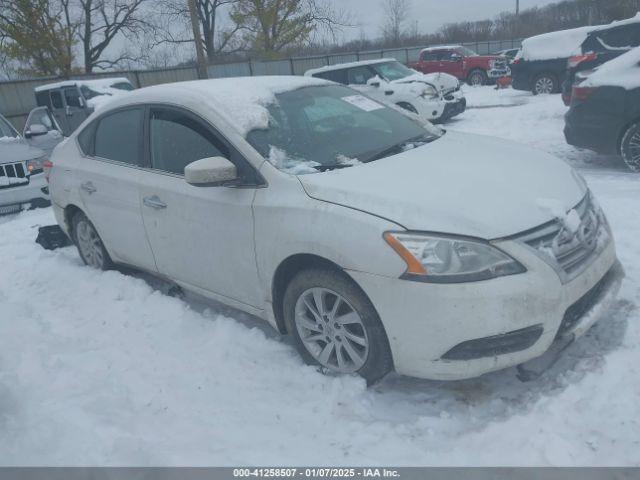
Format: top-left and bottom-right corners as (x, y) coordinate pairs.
(24, 123), (48, 138)
(185, 156), (238, 186)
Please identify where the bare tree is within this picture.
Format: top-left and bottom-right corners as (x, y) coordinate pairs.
(73, 0), (154, 73)
(380, 0), (410, 45)
(156, 0), (243, 62)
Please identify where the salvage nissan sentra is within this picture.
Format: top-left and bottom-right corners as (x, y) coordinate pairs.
(48, 76), (623, 384)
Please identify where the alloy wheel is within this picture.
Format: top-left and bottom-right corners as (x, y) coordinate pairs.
(294, 287), (369, 373)
(76, 220), (105, 269)
(623, 130), (640, 172)
(469, 72), (484, 86)
(535, 76), (554, 94)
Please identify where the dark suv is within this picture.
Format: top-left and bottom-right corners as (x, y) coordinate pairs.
(564, 48), (640, 172)
(562, 16), (640, 105)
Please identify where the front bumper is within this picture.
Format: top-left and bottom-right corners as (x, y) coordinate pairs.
(0, 173), (50, 213)
(436, 97), (467, 122)
(348, 237), (620, 380)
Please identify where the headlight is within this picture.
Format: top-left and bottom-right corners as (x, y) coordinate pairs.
(384, 232), (526, 283)
(26, 155), (47, 174)
(420, 85), (438, 98)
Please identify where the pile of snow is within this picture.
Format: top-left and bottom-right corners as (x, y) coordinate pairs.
(518, 25), (600, 61)
(582, 47), (640, 90)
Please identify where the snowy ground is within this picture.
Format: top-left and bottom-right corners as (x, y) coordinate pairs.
(1, 86), (639, 466)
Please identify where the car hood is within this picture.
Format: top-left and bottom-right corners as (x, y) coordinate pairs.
(0, 136), (45, 163)
(298, 131), (586, 239)
(392, 72), (459, 92)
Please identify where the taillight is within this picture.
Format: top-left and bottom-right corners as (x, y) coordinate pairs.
(572, 86), (597, 101)
(512, 58), (521, 65)
(568, 53), (597, 69)
(43, 159), (53, 182)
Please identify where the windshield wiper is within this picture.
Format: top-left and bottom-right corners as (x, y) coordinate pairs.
(361, 134), (435, 164)
(313, 164), (354, 172)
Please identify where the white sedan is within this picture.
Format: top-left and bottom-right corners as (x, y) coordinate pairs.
(49, 76), (622, 384)
(306, 59), (466, 123)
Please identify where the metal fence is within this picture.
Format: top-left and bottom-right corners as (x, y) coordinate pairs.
(0, 39), (521, 131)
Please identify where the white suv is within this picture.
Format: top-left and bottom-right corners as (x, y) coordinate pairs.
(49, 76), (622, 383)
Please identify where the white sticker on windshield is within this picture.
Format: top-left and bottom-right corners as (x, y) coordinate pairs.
(341, 95), (385, 112)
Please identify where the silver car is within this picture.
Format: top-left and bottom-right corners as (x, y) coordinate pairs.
(0, 113), (55, 214)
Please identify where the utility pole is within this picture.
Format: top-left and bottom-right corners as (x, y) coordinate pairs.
(187, 0), (208, 79)
(515, 0), (520, 37)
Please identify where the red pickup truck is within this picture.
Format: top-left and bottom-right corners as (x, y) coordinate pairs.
(410, 46), (510, 86)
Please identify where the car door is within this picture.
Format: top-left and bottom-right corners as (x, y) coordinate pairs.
(62, 86), (88, 134)
(49, 89), (70, 135)
(76, 107), (157, 272)
(438, 50), (463, 77)
(23, 107), (64, 156)
(137, 105), (263, 308)
(420, 51), (440, 73)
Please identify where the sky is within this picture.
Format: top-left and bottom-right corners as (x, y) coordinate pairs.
(335, 0), (562, 41)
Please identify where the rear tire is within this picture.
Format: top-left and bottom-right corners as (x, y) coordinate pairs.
(283, 268), (393, 385)
(71, 211), (112, 270)
(621, 122), (640, 172)
(467, 69), (488, 86)
(532, 73), (557, 95)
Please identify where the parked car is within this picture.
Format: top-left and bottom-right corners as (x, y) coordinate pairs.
(35, 77), (134, 136)
(512, 25), (601, 95)
(494, 48), (520, 60)
(409, 45), (509, 86)
(562, 14), (640, 105)
(565, 47), (640, 172)
(50, 76), (622, 384)
(0, 113), (53, 214)
(305, 58), (466, 123)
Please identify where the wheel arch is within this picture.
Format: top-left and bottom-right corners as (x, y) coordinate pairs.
(63, 204), (85, 236)
(271, 253), (348, 334)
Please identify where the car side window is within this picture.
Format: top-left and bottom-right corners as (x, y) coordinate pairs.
(347, 66), (376, 85)
(313, 69), (348, 85)
(149, 108), (228, 176)
(440, 51), (457, 61)
(64, 87), (82, 108)
(50, 91), (63, 109)
(94, 108), (143, 165)
(600, 25), (640, 48)
(421, 52), (438, 61)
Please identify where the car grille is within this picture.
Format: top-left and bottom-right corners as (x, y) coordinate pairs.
(0, 161), (29, 190)
(515, 193), (610, 283)
(492, 59), (508, 70)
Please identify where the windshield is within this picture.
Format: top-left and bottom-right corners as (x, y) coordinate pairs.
(0, 115), (18, 138)
(246, 85), (442, 175)
(457, 46), (479, 57)
(372, 61), (416, 81)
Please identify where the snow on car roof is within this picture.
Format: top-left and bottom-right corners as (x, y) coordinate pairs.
(98, 76), (330, 137)
(35, 77), (132, 92)
(305, 58), (396, 76)
(420, 45), (462, 52)
(582, 46), (640, 89)
(518, 14), (640, 61)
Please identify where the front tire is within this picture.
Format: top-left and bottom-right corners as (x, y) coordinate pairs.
(467, 69), (488, 86)
(71, 211), (112, 270)
(283, 268), (393, 385)
(532, 73), (557, 95)
(621, 122), (640, 172)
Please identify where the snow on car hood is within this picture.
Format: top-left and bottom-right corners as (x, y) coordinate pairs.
(298, 131), (586, 239)
(392, 72), (459, 92)
(0, 136), (45, 163)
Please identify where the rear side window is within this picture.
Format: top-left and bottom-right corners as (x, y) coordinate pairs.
(50, 91), (63, 109)
(313, 69), (348, 84)
(347, 66), (376, 85)
(64, 87), (82, 108)
(94, 108), (142, 165)
(599, 25), (640, 48)
(150, 108), (228, 176)
(77, 123), (95, 155)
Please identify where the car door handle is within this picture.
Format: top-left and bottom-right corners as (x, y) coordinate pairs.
(143, 195), (167, 210)
(80, 181), (96, 194)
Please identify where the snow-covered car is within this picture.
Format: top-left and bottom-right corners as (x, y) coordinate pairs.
(0, 113), (52, 214)
(565, 47), (640, 172)
(34, 77), (135, 135)
(305, 59), (466, 123)
(49, 76), (622, 383)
